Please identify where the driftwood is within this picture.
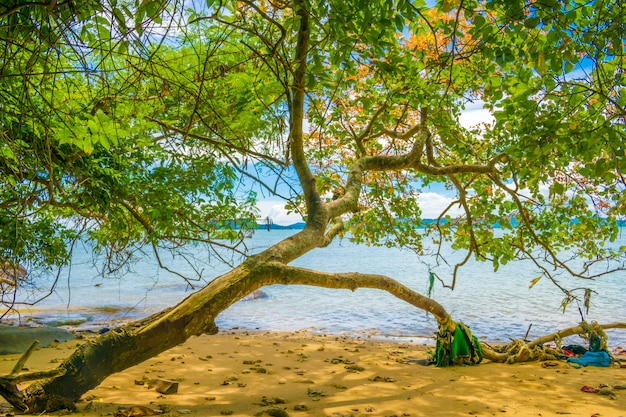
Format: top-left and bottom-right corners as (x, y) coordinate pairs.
(481, 322), (626, 363)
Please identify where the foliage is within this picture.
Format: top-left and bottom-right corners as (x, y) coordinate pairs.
(300, 0), (625, 293)
(0, 0), (262, 312)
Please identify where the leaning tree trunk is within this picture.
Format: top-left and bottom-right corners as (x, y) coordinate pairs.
(0, 232), (455, 413)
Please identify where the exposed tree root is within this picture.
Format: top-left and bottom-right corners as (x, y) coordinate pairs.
(480, 322), (626, 363)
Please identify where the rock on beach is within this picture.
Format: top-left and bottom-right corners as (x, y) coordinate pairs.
(0, 324), (75, 354)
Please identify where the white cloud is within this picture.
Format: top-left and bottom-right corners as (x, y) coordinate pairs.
(458, 105), (494, 129)
(417, 192), (464, 218)
(255, 200), (303, 226)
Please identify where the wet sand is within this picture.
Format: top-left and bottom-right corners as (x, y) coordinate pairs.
(1, 329), (625, 417)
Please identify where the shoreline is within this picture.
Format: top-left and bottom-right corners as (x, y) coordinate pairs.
(1, 329), (626, 417)
(4, 307), (626, 350)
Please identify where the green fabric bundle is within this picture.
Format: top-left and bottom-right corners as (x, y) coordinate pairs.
(434, 321), (483, 367)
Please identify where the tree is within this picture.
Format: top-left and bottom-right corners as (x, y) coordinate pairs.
(1, 0), (625, 412)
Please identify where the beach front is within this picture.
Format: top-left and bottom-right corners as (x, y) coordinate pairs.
(1, 329), (625, 417)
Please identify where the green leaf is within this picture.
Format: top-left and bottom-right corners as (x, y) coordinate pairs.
(551, 182), (564, 197)
(524, 17), (540, 29)
(440, 0), (460, 13)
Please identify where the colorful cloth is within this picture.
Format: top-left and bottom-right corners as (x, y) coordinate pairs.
(434, 321), (483, 367)
(566, 351), (611, 367)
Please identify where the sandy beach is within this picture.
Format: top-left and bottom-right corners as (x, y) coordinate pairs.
(1, 329), (625, 417)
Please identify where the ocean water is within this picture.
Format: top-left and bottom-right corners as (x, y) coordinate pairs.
(7, 229), (626, 347)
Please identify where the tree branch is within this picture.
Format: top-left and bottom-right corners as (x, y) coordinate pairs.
(238, 0), (287, 56)
(289, 0), (321, 221)
(489, 174), (622, 281)
(527, 322), (626, 349)
(253, 261), (453, 328)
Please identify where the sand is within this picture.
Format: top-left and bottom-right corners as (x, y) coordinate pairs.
(1, 329), (625, 417)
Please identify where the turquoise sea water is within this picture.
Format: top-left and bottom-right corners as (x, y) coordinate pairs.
(7, 229), (626, 347)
